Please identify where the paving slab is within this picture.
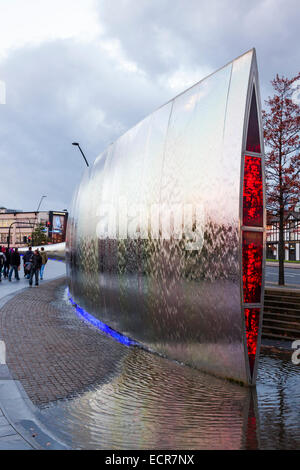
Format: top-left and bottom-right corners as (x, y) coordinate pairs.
(0, 263), (128, 449)
(0, 260), (68, 450)
(0, 278), (128, 407)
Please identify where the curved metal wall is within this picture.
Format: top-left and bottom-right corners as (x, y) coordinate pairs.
(66, 49), (265, 385)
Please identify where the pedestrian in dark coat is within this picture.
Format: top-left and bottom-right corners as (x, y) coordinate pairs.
(29, 249), (42, 286)
(0, 247), (6, 282)
(8, 248), (20, 281)
(3, 248), (10, 278)
(23, 246), (33, 278)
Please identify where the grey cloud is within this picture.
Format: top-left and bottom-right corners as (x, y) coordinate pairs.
(97, 0), (300, 97)
(0, 0), (299, 213)
(0, 38), (168, 211)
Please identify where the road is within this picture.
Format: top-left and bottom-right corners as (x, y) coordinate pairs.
(266, 265), (300, 287)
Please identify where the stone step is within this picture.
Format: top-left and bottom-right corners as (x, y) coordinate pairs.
(262, 323), (300, 337)
(263, 318), (300, 330)
(264, 308), (300, 318)
(264, 312), (300, 323)
(265, 291), (300, 300)
(264, 296), (300, 304)
(264, 291), (300, 303)
(264, 302), (300, 311)
(261, 289), (300, 341)
(261, 331), (296, 341)
(265, 294), (300, 300)
(265, 288), (300, 295)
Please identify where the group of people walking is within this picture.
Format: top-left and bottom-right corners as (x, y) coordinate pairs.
(0, 246), (48, 286)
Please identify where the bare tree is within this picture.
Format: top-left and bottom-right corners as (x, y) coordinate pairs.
(263, 72), (300, 285)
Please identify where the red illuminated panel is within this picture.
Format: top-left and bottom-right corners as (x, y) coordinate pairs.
(242, 231), (263, 304)
(244, 308), (260, 376)
(246, 87), (261, 153)
(243, 155), (263, 227)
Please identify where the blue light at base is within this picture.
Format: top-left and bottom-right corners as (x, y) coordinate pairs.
(67, 290), (140, 348)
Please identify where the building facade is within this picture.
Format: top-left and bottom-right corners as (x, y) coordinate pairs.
(0, 208), (68, 247)
(266, 211), (300, 261)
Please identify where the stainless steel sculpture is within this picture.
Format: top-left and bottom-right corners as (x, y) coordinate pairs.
(66, 48), (265, 386)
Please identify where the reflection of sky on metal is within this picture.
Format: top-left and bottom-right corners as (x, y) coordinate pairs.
(67, 49), (264, 385)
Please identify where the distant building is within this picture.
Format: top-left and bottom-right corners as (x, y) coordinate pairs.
(0, 209), (68, 247)
(0, 207), (23, 214)
(266, 211), (300, 261)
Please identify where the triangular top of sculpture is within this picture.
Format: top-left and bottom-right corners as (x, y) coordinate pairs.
(246, 85), (261, 153)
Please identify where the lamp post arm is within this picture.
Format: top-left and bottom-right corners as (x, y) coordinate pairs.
(78, 145), (89, 167)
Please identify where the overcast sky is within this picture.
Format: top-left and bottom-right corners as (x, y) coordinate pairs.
(0, 0), (299, 212)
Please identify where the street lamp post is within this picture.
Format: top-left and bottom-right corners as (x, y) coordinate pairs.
(37, 195), (47, 212)
(33, 195), (47, 243)
(72, 142), (89, 167)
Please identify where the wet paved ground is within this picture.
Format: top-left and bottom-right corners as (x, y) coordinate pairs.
(0, 259), (67, 450)
(0, 261), (299, 449)
(0, 278), (128, 406)
(0, 273), (299, 449)
(38, 344), (300, 450)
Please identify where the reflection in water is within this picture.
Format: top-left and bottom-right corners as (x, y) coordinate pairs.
(256, 350), (300, 449)
(38, 334), (300, 449)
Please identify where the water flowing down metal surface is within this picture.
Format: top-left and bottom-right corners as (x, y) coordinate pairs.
(66, 49), (266, 385)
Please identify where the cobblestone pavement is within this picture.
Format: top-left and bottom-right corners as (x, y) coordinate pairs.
(0, 277), (129, 407)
